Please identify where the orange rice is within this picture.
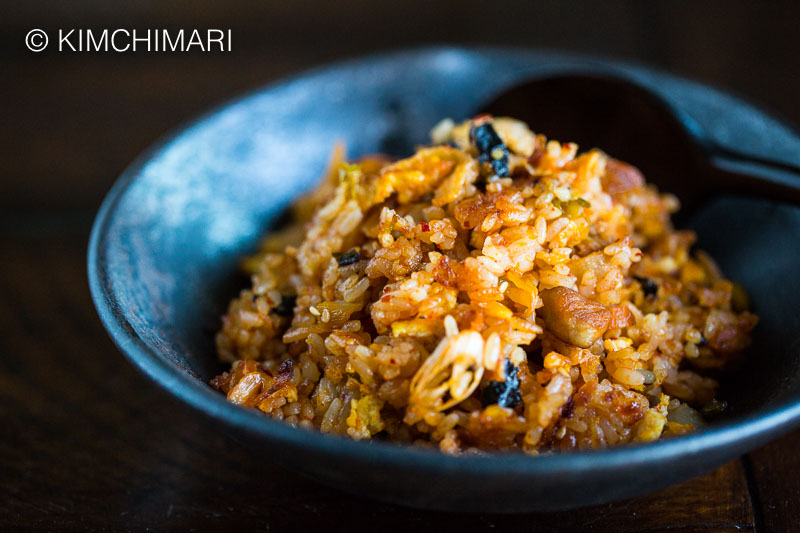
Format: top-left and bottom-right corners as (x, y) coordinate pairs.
(210, 116), (757, 453)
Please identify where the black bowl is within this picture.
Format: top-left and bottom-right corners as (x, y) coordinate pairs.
(88, 47), (800, 512)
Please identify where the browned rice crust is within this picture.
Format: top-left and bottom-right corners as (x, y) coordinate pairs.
(210, 116), (758, 453)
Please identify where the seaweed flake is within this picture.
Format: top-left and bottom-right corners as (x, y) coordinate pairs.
(482, 359), (521, 408)
(334, 249), (360, 267)
(470, 119), (509, 178)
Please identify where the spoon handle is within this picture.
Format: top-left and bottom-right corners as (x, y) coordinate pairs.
(707, 153), (800, 207)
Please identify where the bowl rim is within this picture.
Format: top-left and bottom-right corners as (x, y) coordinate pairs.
(88, 45), (800, 475)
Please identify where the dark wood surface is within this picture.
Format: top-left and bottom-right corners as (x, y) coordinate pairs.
(2, 2), (799, 531)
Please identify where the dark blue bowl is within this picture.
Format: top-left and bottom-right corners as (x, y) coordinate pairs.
(88, 47), (800, 512)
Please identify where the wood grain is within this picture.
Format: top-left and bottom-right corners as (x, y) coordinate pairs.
(3, 1), (800, 530)
(746, 432), (800, 532)
(0, 208), (762, 533)
(4, 2), (800, 210)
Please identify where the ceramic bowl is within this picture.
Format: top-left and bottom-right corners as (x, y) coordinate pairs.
(89, 47), (800, 512)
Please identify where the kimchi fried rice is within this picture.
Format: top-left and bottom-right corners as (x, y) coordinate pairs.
(210, 115), (758, 453)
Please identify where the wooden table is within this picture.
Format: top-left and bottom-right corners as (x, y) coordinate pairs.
(2, 2), (799, 530)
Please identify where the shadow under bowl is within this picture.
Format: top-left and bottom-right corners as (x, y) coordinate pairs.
(88, 46), (800, 512)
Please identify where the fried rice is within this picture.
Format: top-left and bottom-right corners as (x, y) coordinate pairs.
(210, 115), (758, 453)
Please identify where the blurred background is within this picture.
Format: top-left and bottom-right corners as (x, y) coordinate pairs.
(3, 1), (799, 215)
(2, 1), (799, 530)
